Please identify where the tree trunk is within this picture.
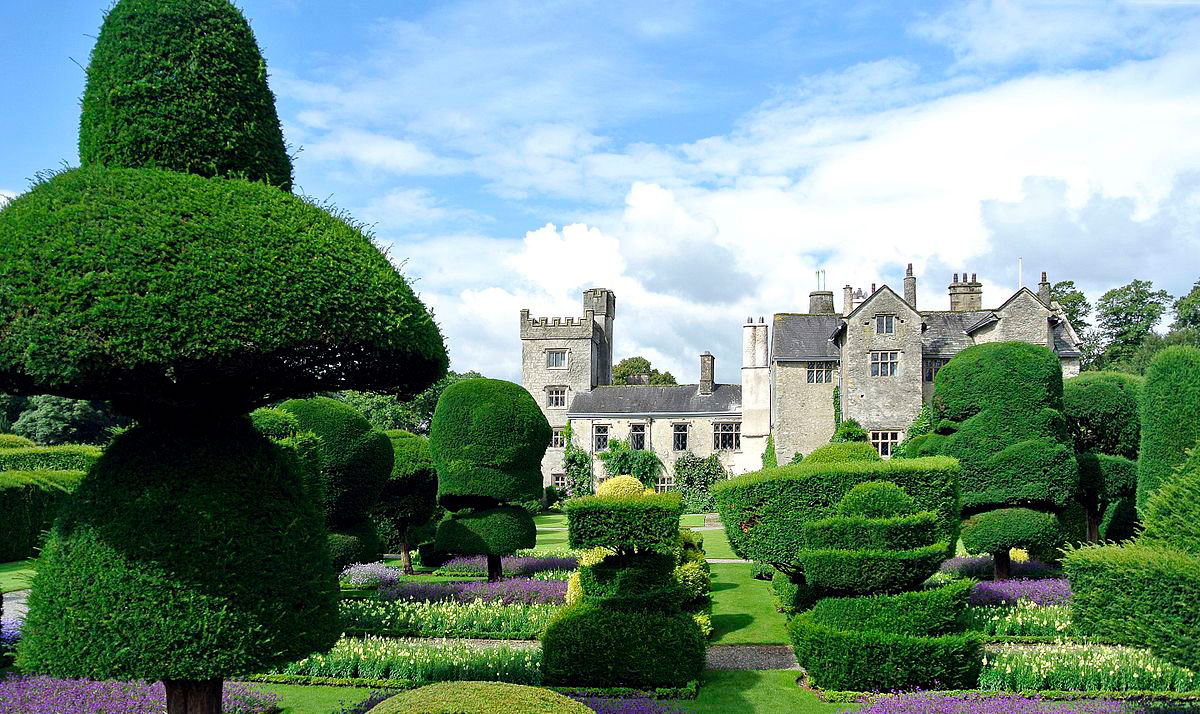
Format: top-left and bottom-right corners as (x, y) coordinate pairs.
(993, 549), (1011, 581)
(400, 534), (414, 576)
(487, 554), (503, 582)
(164, 679), (222, 714)
(1086, 504), (1101, 543)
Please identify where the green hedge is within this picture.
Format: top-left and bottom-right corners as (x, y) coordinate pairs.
(805, 442), (880, 464)
(796, 542), (948, 594)
(250, 407), (301, 441)
(0, 445), (102, 473)
(713, 456), (959, 568)
(961, 507), (1063, 556)
(1140, 467), (1200, 555)
(435, 505), (536, 556)
(368, 682), (592, 714)
(565, 493), (683, 553)
(837, 481), (916, 518)
(771, 570), (826, 615)
(1064, 543), (1200, 672)
(579, 553), (684, 612)
(1138, 346), (1200, 511)
(327, 519), (381, 572)
(1063, 371), (1142, 459)
(1077, 452), (1137, 505)
(1099, 496), (1139, 542)
(541, 602), (705, 688)
(378, 430), (437, 533)
(799, 512), (939, 552)
(0, 469), (85, 561)
(789, 584), (982, 691)
(0, 434), (36, 449)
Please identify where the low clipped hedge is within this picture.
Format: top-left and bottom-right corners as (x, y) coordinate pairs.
(799, 512), (939, 552)
(579, 553), (684, 612)
(1064, 543), (1200, 672)
(961, 507), (1063, 556)
(796, 542), (948, 594)
(713, 456), (959, 567)
(0, 445), (102, 472)
(0, 469), (86, 561)
(541, 602), (705, 688)
(805, 442), (880, 464)
(564, 493), (683, 553)
(435, 505), (536, 556)
(789, 583), (982, 691)
(0, 434), (36, 449)
(368, 682), (591, 714)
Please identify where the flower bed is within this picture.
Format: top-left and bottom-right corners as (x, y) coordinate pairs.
(0, 677), (277, 713)
(1, 618), (19, 667)
(969, 578), (1071, 607)
(341, 562), (404, 589)
(857, 692), (1130, 713)
(963, 603), (1076, 639)
(379, 578), (567, 605)
(940, 556), (1061, 580)
(434, 555), (578, 578)
(573, 697), (683, 713)
(272, 636), (541, 684)
(980, 644), (1200, 693)
(339, 599), (558, 639)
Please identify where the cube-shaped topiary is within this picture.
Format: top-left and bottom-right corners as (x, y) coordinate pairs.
(564, 492), (684, 554)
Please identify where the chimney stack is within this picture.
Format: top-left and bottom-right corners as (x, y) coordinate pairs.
(699, 352), (715, 395)
(809, 290), (835, 314)
(843, 285), (855, 316)
(949, 272), (984, 311)
(1038, 271), (1052, 306)
(903, 263), (917, 309)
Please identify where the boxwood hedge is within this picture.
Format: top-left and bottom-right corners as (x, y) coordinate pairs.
(1137, 346), (1200, 511)
(0, 434), (36, 449)
(805, 441), (881, 464)
(579, 553), (685, 612)
(800, 512), (939, 552)
(0, 469), (85, 561)
(434, 505), (537, 556)
(0, 445), (102, 473)
(565, 493), (683, 554)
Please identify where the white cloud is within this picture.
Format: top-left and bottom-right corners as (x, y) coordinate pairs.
(303, 129), (457, 175)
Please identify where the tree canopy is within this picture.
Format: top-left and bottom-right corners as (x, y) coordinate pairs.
(613, 356), (677, 385)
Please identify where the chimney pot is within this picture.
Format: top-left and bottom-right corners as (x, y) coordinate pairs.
(953, 273), (959, 283)
(699, 352), (715, 395)
(971, 273), (977, 283)
(906, 263), (914, 277)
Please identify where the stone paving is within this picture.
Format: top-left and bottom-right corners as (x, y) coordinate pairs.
(706, 644), (799, 670)
(2, 589), (28, 620)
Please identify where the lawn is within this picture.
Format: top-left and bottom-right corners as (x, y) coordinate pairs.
(694, 526), (739, 560)
(253, 683), (377, 714)
(681, 670), (854, 714)
(0, 560), (35, 594)
(535, 512), (708, 530)
(709, 564), (789, 645)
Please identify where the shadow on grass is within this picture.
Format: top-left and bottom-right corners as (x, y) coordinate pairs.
(711, 613), (754, 638)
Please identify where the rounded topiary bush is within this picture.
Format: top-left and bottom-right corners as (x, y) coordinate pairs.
(1137, 346), (1200, 511)
(368, 682), (592, 714)
(16, 418), (340, 679)
(0, 434), (36, 449)
(434, 505), (537, 555)
(0, 167), (448, 416)
(961, 507), (1063, 558)
(326, 519), (382, 572)
(430, 378), (550, 511)
(1063, 371), (1142, 459)
(579, 552), (685, 611)
(831, 419), (869, 443)
(79, 0), (292, 188)
(837, 480), (916, 518)
(250, 407), (301, 441)
(805, 442), (881, 464)
(596, 474), (647, 499)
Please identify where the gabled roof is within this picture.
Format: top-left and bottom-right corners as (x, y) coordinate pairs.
(920, 310), (993, 356)
(1052, 321), (1082, 357)
(993, 287), (1045, 313)
(843, 284), (919, 321)
(567, 383), (742, 416)
(771, 313), (841, 361)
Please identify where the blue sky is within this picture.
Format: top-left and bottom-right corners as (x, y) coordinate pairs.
(3, 1), (1200, 383)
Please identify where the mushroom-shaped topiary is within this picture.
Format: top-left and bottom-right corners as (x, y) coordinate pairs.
(2, 1), (447, 712)
(377, 430), (438, 575)
(429, 378), (550, 581)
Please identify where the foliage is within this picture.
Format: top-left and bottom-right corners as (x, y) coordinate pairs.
(837, 481), (917, 518)
(1140, 465), (1200, 555)
(800, 512), (939, 552)
(78, 0), (291, 188)
(564, 493), (683, 554)
(596, 474), (650, 499)
(579, 553), (684, 611)
(895, 403), (934, 458)
(274, 635), (542, 684)
(789, 451), (805, 465)
(598, 439), (662, 488)
(1174, 279), (1200, 331)
(249, 407), (301, 440)
(328, 521), (382, 573)
(376, 430), (437, 550)
(797, 543), (948, 594)
(1063, 372), (1142, 459)
(805, 442), (881, 464)
(857, 693), (1135, 714)
(830, 418), (869, 443)
(979, 643), (1199, 693)
(1076, 453), (1137, 518)
(1094, 279), (1172, 366)
(339, 599), (558, 639)
(714, 456), (960, 570)
(371, 681), (592, 714)
(1137, 346), (1200, 510)
(562, 421), (594, 497)
(833, 385), (842, 425)
(542, 603), (705, 688)
(672, 452), (727, 513)
(0, 677), (279, 714)
(16, 418), (341, 680)
(435, 505), (537, 556)
(961, 508), (1064, 558)
(613, 356), (677, 386)
(1052, 279), (1093, 332)
(962, 602), (1075, 638)
(433, 554), (579, 578)
(761, 434), (778, 468)
(1064, 542), (1200, 672)
(0, 167), (448, 416)
(334, 371), (484, 434)
(11, 395), (128, 445)
(0, 433), (35, 448)
(0, 444), (102, 472)
(0, 470), (85, 561)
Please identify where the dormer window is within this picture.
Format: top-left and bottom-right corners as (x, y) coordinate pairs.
(875, 314), (895, 334)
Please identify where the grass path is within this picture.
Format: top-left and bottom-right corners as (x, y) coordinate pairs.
(709, 564), (789, 645)
(681, 671), (854, 714)
(694, 526), (738, 560)
(253, 683), (375, 714)
(0, 560), (35, 594)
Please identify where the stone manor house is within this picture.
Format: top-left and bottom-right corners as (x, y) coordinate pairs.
(520, 269), (1083, 491)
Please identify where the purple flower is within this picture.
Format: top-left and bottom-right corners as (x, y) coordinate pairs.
(378, 578), (567, 605)
(858, 692), (1129, 714)
(970, 578), (1072, 606)
(939, 556), (1061, 580)
(0, 677), (278, 714)
(435, 555), (578, 577)
(341, 562), (403, 588)
(0, 619), (22, 650)
(572, 697), (684, 713)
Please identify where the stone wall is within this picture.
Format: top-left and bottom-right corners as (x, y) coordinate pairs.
(568, 414), (744, 487)
(841, 289), (923, 438)
(772, 361), (837, 463)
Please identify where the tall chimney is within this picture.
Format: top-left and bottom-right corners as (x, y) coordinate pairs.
(949, 272), (983, 311)
(809, 290), (835, 314)
(903, 263), (917, 309)
(742, 318), (756, 370)
(754, 317), (768, 366)
(1038, 271), (1052, 306)
(843, 285), (855, 316)
(699, 352), (715, 395)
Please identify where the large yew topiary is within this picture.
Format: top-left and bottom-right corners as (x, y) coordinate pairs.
(913, 342), (1077, 579)
(377, 430), (438, 575)
(429, 378), (549, 581)
(1137, 346), (1200, 512)
(1, 1), (447, 711)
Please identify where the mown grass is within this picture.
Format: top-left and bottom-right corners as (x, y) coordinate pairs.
(709, 564), (789, 645)
(0, 560), (35, 594)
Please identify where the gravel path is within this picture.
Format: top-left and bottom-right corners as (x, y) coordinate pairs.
(706, 644), (799, 670)
(2, 589), (29, 620)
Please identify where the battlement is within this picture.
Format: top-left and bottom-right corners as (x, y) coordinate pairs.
(520, 308), (599, 339)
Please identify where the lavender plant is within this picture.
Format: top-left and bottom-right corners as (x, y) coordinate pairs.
(970, 578), (1072, 606)
(0, 677), (278, 714)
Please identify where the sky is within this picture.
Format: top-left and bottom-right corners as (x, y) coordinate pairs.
(3, 1), (1200, 384)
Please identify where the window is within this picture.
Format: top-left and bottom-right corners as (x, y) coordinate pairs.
(713, 422), (741, 451)
(593, 425), (609, 452)
(875, 314), (895, 334)
(871, 430), (901, 458)
(806, 361), (835, 384)
(655, 471), (676, 494)
(552, 473), (568, 492)
(550, 427), (565, 448)
(673, 423), (689, 451)
(924, 358), (950, 383)
(629, 423), (647, 451)
(546, 349), (567, 369)
(546, 387), (567, 408)
(870, 351), (899, 377)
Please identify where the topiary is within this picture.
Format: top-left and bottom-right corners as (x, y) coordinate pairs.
(249, 407), (300, 441)
(837, 481), (916, 518)
(805, 441), (881, 464)
(368, 681), (592, 714)
(1139, 464), (1200, 555)
(0, 433), (36, 449)
(961, 508), (1064, 575)
(1137, 346), (1200, 511)
(596, 475), (647, 499)
(1063, 371), (1142, 460)
(376, 430), (437, 574)
(831, 419), (869, 443)
(78, 0), (292, 189)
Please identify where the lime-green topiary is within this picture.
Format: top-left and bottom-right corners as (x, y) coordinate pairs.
(837, 481), (916, 518)
(0, 434), (36, 449)
(596, 474), (647, 499)
(79, 0), (292, 189)
(806, 441), (881, 464)
(249, 407), (301, 441)
(368, 681), (592, 714)
(377, 430), (437, 574)
(1137, 346), (1200, 511)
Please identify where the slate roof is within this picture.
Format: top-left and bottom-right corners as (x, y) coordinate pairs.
(568, 383), (742, 416)
(1052, 322), (1082, 357)
(771, 314), (841, 361)
(921, 311), (993, 357)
